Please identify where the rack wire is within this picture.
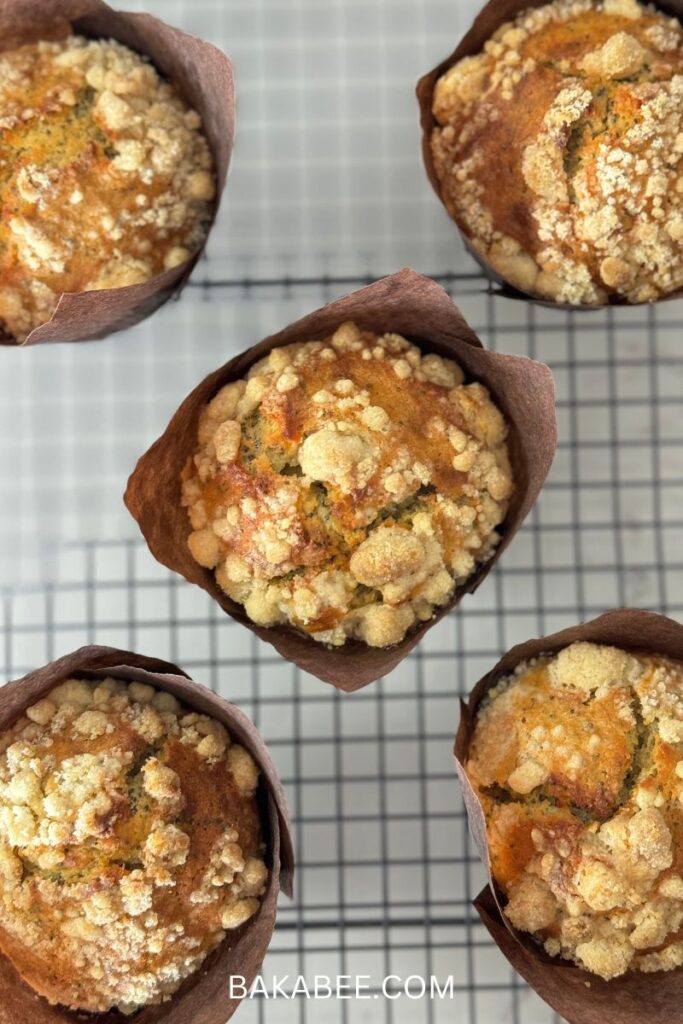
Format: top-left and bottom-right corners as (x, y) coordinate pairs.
(1, 1), (683, 1022)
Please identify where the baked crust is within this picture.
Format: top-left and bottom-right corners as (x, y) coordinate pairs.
(467, 642), (683, 980)
(182, 322), (513, 648)
(0, 36), (215, 341)
(431, 0), (683, 305)
(0, 677), (267, 1014)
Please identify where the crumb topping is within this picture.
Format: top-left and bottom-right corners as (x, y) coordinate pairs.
(0, 36), (215, 342)
(467, 642), (683, 980)
(431, 0), (683, 305)
(182, 323), (513, 649)
(0, 677), (266, 1014)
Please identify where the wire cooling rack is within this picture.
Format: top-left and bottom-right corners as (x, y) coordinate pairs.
(1, 1), (683, 1022)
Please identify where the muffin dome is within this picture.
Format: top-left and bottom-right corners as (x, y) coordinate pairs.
(431, 0), (683, 305)
(182, 322), (513, 649)
(0, 676), (267, 1013)
(466, 642), (683, 981)
(0, 35), (215, 342)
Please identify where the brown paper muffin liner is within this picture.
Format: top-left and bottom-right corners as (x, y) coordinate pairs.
(125, 268), (557, 692)
(455, 609), (683, 1024)
(0, 0), (234, 347)
(416, 0), (683, 310)
(0, 645), (294, 1024)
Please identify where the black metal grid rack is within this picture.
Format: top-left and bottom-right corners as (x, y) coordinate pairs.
(2, 267), (681, 1024)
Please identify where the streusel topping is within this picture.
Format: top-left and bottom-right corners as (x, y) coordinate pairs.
(182, 323), (513, 648)
(0, 36), (215, 342)
(467, 642), (683, 980)
(431, 0), (683, 305)
(0, 677), (266, 1013)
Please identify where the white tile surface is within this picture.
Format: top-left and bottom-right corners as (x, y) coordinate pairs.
(1, 2), (682, 1022)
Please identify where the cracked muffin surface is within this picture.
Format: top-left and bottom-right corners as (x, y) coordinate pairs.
(0, 35), (215, 342)
(467, 642), (683, 980)
(182, 322), (513, 648)
(431, 0), (683, 305)
(0, 677), (267, 1014)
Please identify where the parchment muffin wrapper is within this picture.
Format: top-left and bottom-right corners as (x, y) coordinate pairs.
(0, 0), (234, 347)
(125, 267), (557, 692)
(0, 644), (294, 1024)
(454, 608), (683, 1024)
(416, 0), (683, 310)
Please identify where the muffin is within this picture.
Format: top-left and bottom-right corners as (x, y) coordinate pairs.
(0, 33), (215, 343)
(0, 672), (268, 1014)
(181, 322), (513, 649)
(428, 0), (683, 306)
(466, 639), (683, 981)
(126, 270), (556, 689)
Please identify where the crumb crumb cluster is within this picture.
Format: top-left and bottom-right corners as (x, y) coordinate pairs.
(467, 642), (683, 980)
(0, 36), (215, 342)
(0, 677), (266, 1014)
(431, 0), (683, 305)
(182, 322), (513, 649)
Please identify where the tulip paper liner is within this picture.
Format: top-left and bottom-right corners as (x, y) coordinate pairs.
(125, 268), (556, 692)
(416, 0), (683, 310)
(0, 645), (294, 1024)
(0, 0), (234, 347)
(454, 609), (683, 1024)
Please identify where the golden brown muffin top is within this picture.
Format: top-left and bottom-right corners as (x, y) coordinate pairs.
(0, 677), (267, 1014)
(467, 642), (683, 980)
(431, 0), (683, 305)
(0, 36), (215, 342)
(182, 322), (513, 648)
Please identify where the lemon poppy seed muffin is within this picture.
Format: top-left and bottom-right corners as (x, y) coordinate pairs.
(182, 322), (513, 649)
(431, 0), (683, 305)
(466, 642), (683, 981)
(0, 676), (267, 1014)
(0, 35), (215, 342)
